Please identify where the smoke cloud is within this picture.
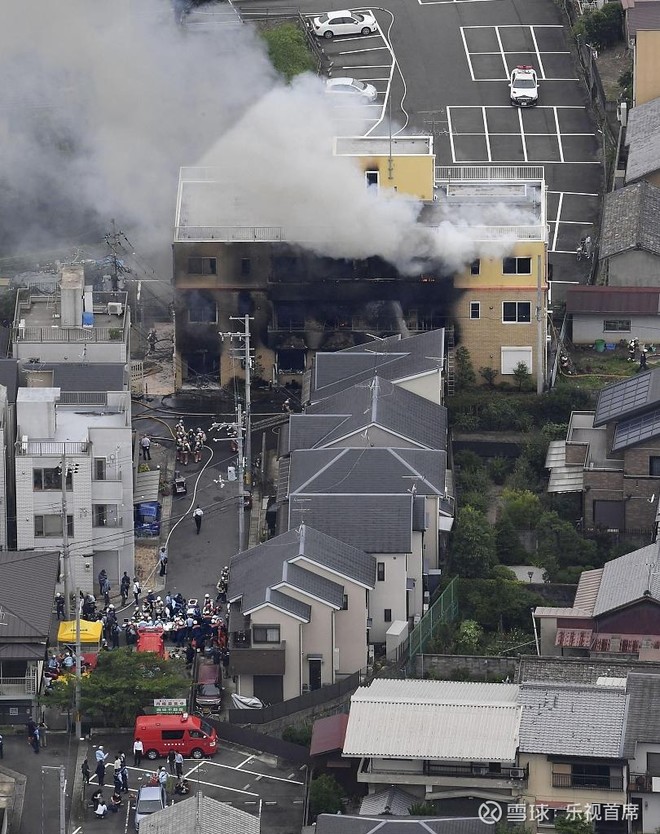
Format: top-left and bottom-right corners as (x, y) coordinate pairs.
(0, 1), (535, 276)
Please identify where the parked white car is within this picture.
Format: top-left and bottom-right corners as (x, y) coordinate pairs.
(509, 65), (539, 107)
(312, 9), (378, 38)
(325, 77), (378, 102)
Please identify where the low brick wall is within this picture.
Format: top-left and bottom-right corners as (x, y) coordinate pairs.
(416, 654), (518, 681)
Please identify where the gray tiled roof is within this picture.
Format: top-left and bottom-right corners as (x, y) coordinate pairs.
(626, 98), (660, 184)
(623, 673), (660, 757)
(287, 447), (448, 496)
(228, 526), (375, 617)
(288, 493), (413, 553)
(316, 815), (493, 834)
(518, 655), (660, 685)
(359, 787), (419, 816)
(594, 368), (660, 426)
(600, 181), (660, 258)
(0, 550), (60, 641)
(309, 330), (444, 403)
(628, 3), (660, 37)
(287, 376), (446, 452)
(518, 682), (627, 757)
(139, 792), (259, 834)
(591, 543), (660, 615)
(20, 362), (127, 392)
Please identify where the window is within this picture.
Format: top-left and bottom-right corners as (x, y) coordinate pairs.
(33, 467), (72, 491)
(501, 347), (533, 375)
(366, 170), (379, 187)
(603, 319), (631, 332)
(188, 295), (217, 324)
(341, 594), (349, 610)
(161, 730), (184, 740)
(187, 257), (217, 275)
(503, 257), (532, 275)
(253, 626), (280, 644)
(35, 515), (74, 537)
(377, 562), (385, 581)
(650, 457), (660, 477)
(93, 505), (108, 527)
(94, 458), (106, 481)
(502, 302), (531, 323)
(470, 302), (480, 320)
(593, 499), (625, 531)
(240, 258), (251, 276)
(470, 259), (480, 275)
(384, 609), (392, 623)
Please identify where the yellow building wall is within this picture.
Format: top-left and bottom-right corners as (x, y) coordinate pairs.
(634, 31), (660, 106)
(452, 244), (547, 383)
(350, 155), (435, 200)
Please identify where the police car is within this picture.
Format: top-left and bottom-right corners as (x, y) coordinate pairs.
(509, 65), (539, 107)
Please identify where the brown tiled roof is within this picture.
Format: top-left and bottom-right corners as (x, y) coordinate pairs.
(566, 286), (660, 314)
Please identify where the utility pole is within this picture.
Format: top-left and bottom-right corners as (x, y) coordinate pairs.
(61, 449), (71, 619)
(75, 587), (82, 739)
(219, 315), (254, 486)
(236, 403), (245, 552)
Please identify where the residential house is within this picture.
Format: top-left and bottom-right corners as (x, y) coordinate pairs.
(0, 361), (20, 550)
(304, 330), (446, 406)
(0, 550), (59, 724)
(278, 446), (452, 645)
(227, 524), (375, 703)
(439, 166), (548, 387)
(566, 286), (660, 344)
(15, 386), (134, 596)
(624, 673), (660, 832)
(342, 679), (526, 805)
(518, 681), (628, 833)
(310, 713), (356, 790)
(625, 99), (660, 188)
(315, 815), (493, 834)
(630, 27), (660, 105)
(533, 543), (660, 658)
(545, 370), (660, 534)
(597, 182), (660, 286)
(358, 787), (422, 815)
(138, 792), (259, 834)
(12, 264), (130, 364)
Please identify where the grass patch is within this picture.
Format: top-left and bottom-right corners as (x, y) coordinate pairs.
(261, 22), (316, 82)
(558, 345), (642, 389)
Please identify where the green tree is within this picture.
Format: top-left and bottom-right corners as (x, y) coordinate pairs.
(262, 24), (316, 82)
(282, 724), (312, 746)
(448, 506), (497, 579)
(536, 510), (597, 575)
(458, 578), (544, 632)
(309, 774), (343, 820)
(47, 648), (189, 727)
(574, 2), (624, 49)
(554, 814), (594, 834)
(495, 516), (529, 565)
(408, 802), (438, 815)
(499, 489), (542, 530)
(512, 361), (531, 392)
(455, 346), (476, 391)
(454, 619), (484, 653)
(479, 366), (498, 388)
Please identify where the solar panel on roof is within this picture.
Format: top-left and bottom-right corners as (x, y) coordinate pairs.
(612, 406), (660, 450)
(595, 374), (652, 425)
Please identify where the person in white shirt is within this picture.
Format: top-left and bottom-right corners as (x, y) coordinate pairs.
(95, 800), (108, 818)
(133, 738), (144, 767)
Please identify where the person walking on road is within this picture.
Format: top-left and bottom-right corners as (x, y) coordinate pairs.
(95, 759), (106, 787)
(193, 505), (203, 534)
(120, 572), (130, 606)
(175, 751), (184, 778)
(81, 759), (90, 784)
(167, 750), (176, 775)
(158, 546), (168, 577)
(133, 578), (141, 607)
(55, 592), (65, 620)
(140, 434), (151, 461)
(133, 737), (143, 768)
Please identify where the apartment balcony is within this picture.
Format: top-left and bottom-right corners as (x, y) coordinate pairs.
(228, 633), (286, 676)
(16, 440), (89, 457)
(0, 676), (38, 698)
(359, 759), (527, 790)
(552, 773), (624, 791)
(91, 480), (125, 502)
(629, 773), (659, 793)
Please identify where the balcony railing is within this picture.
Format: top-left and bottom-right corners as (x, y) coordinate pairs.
(0, 676), (37, 697)
(436, 165), (545, 182)
(16, 441), (89, 456)
(15, 326), (125, 343)
(552, 773), (623, 791)
(630, 773), (657, 793)
(424, 763), (528, 781)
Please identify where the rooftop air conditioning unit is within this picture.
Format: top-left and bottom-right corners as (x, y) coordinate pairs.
(510, 768), (525, 779)
(107, 302), (123, 316)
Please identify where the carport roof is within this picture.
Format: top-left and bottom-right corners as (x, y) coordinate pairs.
(138, 792), (259, 834)
(626, 98), (660, 183)
(599, 181), (660, 258)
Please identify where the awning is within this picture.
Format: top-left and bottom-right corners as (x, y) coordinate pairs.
(134, 469), (160, 504)
(438, 515), (454, 531)
(0, 643), (47, 660)
(310, 713), (349, 757)
(57, 620), (103, 645)
(555, 628), (592, 648)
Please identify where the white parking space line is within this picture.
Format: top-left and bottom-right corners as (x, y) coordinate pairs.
(177, 776), (260, 795)
(482, 107), (492, 162)
(494, 27), (509, 78)
(553, 107), (564, 163)
(185, 762), (205, 779)
(237, 755), (255, 768)
(364, 20), (397, 136)
(530, 26), (545, 79)
(447, 108), (457, 164)
(548, 190), (600, 197)
(418, 0), (498, 5)
(349, 64), (391, 68)
(202, 760), (304, 784)
(552, 191), (564, 251)
(460, 27), (475, 82)
(464, 23), (565, 28)
(336, 46), (390, 54)
(518, 107), (528, 162)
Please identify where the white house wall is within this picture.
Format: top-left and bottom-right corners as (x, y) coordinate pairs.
(397, 369), (443, 404)
(629, 742), (660, 833)
(571, 314), (660, 345)
(248, 607), (302, 701)
(369, 553), (408, 643)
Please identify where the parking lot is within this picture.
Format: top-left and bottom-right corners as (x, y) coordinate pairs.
(73, 737), (305, 834)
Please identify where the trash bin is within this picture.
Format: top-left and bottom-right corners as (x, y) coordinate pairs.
(594, 339), (606, 353)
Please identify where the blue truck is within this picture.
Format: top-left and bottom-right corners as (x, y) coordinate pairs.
(134, 501), (162, 537)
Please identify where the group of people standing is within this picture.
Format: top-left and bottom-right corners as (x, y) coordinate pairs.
(175, 421), (206, 465)
(82, 746), (129, 818)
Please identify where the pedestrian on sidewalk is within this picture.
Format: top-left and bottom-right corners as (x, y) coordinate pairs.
(158, 545), (168, 577)
(141, 434), (151, 461)
(81, 759), (91, 784)
(133, 737), (143, 768)
(193, 505), (203, 534)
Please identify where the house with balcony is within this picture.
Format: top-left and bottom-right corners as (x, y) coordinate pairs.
(303, 330), (446, 407)
(439, 166), (548, 387)
(0, 549), (59, 724)
(342, 679), (526, 809)
(12, 264), (130, 364)
(533, 543), (660, 659)
(227, 524), (375, 704)
(545, 370), (660, 535)
(624, 673), (660, 832)
(518, 681), (628, 833)
(15, 386), (134, 596)
(277, 446), (452, 646)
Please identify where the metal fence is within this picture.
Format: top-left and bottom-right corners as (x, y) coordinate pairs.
(403, 578), (459, 670)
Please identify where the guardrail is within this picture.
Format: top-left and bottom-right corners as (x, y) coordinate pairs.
(436, 165), (545, 182)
